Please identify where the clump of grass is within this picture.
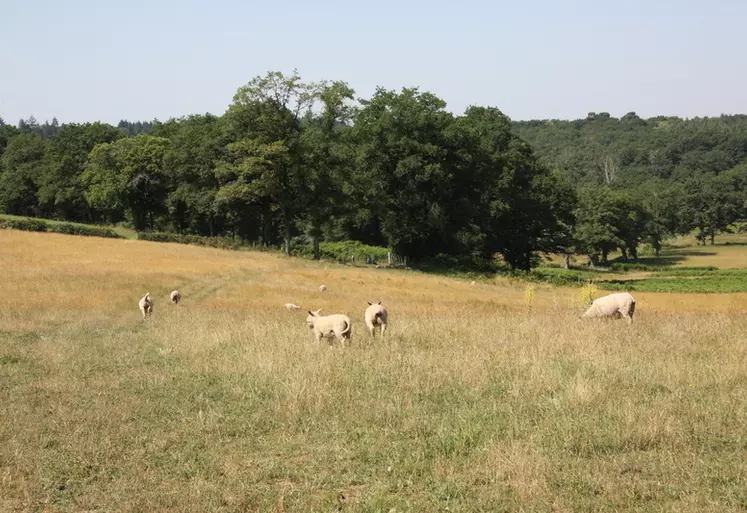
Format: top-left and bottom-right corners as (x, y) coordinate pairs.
(570, 280), (598, 310)
(524, 284), (535, 312)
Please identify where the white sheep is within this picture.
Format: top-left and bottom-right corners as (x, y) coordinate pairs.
(364, 301), (388, 338)
(170, 290), (181, 305)
(306, 309), (352, 345)
(284, 303), (301, 311)
(138, 293), (153, 319)
(319, 285), (327, 292)
(581, 292), (636, 324)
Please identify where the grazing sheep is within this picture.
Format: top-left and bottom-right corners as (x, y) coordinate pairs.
(306, 309), (352, 345)
(138, 293), (153, 319)
(319, 285), (327, 292)
(364, 301), (388, 338)
(284, 303), (301, 311)
(581, 292), (636, 324)
(170, 290), (181, 305)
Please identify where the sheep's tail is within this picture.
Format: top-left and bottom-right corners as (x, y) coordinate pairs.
(341, 320), (352, 335)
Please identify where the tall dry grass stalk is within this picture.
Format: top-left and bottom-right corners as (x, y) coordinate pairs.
(1, 229), (747, 512)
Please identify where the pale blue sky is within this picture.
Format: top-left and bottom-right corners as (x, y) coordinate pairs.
(1, 0), (745, 125)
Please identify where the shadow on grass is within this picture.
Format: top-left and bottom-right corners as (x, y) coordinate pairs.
(411, 255), (501, 279)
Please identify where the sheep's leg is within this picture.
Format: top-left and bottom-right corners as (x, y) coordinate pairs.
(380, 324), (386, 338)
(368, 325), (375, 338)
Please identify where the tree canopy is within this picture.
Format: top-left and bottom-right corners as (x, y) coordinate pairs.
(2, 75), (746, 269)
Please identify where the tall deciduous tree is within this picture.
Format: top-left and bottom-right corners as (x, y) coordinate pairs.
(37, 123), (123, 221)
(301, 80), (356, 259)
(574, 187), (626, 266)
(154, 114), (227, 235)
(0, 132), (45, 216)
(353, 87), (457, 260)
(220, 70), (318, 253)
(83, 135), (170, 229)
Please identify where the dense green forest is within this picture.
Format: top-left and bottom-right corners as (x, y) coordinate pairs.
(2, 72), (746, 269)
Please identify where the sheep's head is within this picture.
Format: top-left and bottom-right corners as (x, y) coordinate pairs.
(306, 309), (321, 328)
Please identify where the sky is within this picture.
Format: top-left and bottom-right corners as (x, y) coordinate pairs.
(1, 0), (746, 125)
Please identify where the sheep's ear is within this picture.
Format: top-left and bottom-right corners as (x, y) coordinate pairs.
(308, 310), (314, 316)
(377, 301), (381, 305)
(316, 309), (322, 315)
(367, 302), (372, 306)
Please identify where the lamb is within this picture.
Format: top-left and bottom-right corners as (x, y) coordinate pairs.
(170, 290), (181, 305)
(306, 309), (352, 346)
(364, 301), (388, 338)
(319, 285), (327, 292)
(138, 293), (153, 319)
(284, 303), (301, 311)
(581, 292), (636, 324)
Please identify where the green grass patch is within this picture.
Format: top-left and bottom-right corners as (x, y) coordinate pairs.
(597, 275), (747, 293)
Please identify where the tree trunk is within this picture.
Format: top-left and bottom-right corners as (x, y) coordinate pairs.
(283, 224), (291, 256)
(312, 236), (320, 260)
(621, 248), (628, 262)
(697, 230), (706, 246)
(563, 252), (570, 270)
(710, 229), (715, 245)
(601, 249), (609, 266)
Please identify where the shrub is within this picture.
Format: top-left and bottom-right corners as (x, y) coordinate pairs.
(49, 223), (121, 239)
(0, 217), (48, 232)
(138, 231), (240, 250)
(294, 240), (390, 264)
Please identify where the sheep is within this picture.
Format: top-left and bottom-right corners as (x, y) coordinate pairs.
(170, 290), (181, 305)
(581, 292), (636, 324)
(138, 293), (153, 319)
(306, 309), (352, 346)
(364, 301), (388, 338)
(319, 285), (327, 292)
(284, 303), (301, 311)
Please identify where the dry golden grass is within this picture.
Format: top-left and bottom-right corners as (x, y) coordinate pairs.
(1, 229), (747, 512)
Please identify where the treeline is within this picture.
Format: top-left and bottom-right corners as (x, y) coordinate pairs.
(1, 73), (746, 269)
(0, 116), (152, 140)
(514, 113), (747, 262)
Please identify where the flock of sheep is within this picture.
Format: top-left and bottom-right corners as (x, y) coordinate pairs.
(137, 284), (636, 344)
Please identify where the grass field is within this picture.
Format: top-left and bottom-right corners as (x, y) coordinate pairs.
(1, 229), (747, 512)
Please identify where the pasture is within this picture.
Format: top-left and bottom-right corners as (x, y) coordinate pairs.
(1, 229), (746, 512)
